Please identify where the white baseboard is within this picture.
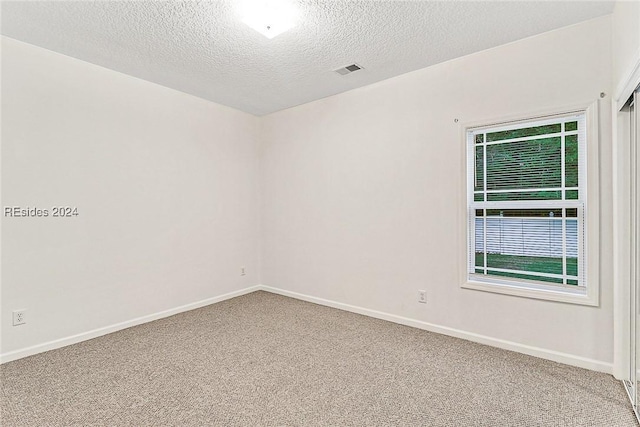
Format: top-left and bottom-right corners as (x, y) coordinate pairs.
(259, 285), (613, 374)
(0, 285), (261, 364)
(1, 284), (613, 374)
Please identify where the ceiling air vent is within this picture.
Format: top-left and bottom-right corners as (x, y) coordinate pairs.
(334, 63), (363, 75)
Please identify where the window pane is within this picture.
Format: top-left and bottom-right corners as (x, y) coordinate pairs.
(565, 134), (578, 187)
(474, 209), (578, 282)
(486, 253), (563, 276)
(566, 258), (578, 277)
(565, 189), (578, 200)
(566, 218), (578, 277)
(475, 146), (484, 191)
(565, 121), (578, 132)
(486, 137), (562, 190)
(486, 123), (561, 142)
(487, 190), (562, 201)
(475, 216), (485, 268)
(475, 134), (484, 144)
(474, 193), (484, 202)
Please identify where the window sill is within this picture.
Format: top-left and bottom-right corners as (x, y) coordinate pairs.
(462, 279), (598, 306)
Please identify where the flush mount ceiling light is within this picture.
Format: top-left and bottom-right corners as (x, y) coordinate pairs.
(241, 0), (298, 39)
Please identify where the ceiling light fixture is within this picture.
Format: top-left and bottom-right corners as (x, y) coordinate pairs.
(241, 0), (298, 39)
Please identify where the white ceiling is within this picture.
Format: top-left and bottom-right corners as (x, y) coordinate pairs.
(2, 1), (614, 116)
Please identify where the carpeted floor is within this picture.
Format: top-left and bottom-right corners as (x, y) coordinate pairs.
(0, 291), (637, 426)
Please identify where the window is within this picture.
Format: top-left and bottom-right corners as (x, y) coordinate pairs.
(464, 109), (597, 305)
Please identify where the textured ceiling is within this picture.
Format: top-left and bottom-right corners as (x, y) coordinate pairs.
(2, 1), (614, 116)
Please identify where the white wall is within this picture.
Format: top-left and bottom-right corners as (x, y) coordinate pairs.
(612, 1), (640, 99)
(261, 17), (613, 366)
(1, 37), (261, 358)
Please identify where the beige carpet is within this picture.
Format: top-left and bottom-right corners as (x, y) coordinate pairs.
(0, 291), (636, 426)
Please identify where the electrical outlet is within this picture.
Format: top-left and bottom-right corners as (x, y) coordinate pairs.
(418, 290), (427, 304)
(13, 310), (26, 326)
(240, 266), (246, 276)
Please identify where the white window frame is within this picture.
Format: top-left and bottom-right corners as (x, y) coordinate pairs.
(461, 102), (600, 306)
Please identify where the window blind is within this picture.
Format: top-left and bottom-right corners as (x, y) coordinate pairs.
(467, 113), (587, 290)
